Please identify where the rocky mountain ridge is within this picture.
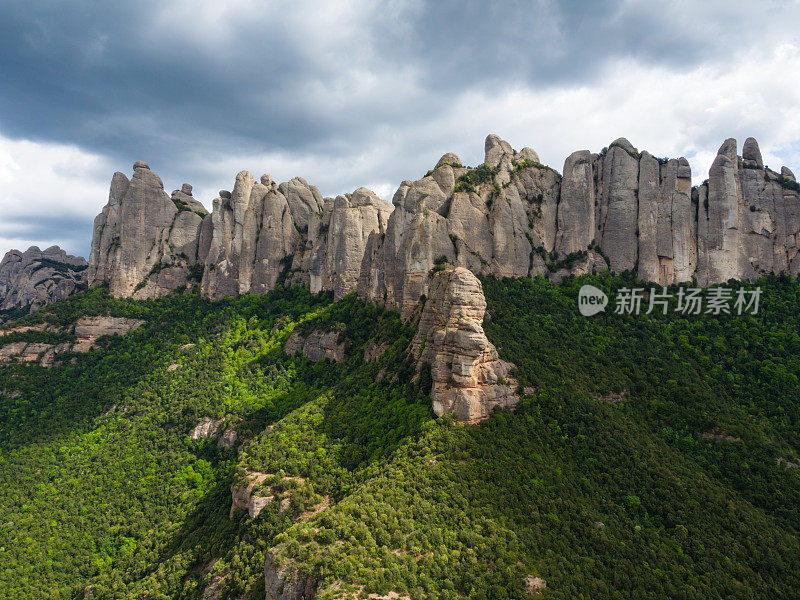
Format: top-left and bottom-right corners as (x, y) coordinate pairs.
(0, 246), (87, 321)
(79, 135), (800, 422)
(3, 134), (799, 424)
(85, 135), (800, 311)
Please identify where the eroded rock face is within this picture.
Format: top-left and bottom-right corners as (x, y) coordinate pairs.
(230, 471), (274, 519)
(72, 316), (146, 351)
(217, 428), (238, 449)
(230, 471), (308, 519)
(85, 135), (800, 309)
(264, 553), (316, 600)
(87, 162), (209, 299)
(190, 417), (222, 440)
(696, 137), (800, 283)
(290, 188), (392, 299)
(412, 266), (517, 424)
(284, 329), (345, 363)
(0, 246), (87, 319)
(358, 137), (564, 318)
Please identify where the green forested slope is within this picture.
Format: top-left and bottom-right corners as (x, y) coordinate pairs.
(0, 275), (799, 599)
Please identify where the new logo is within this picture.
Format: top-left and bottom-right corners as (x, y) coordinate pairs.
(578, 285), (608, 316)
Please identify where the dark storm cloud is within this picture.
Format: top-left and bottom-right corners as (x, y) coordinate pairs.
(0, 0), (781, 166)
(1, 0), (799, 257)
(0, 215), (91, 257)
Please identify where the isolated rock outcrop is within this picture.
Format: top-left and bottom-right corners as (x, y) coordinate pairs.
(230, 471), (274, 519)
(284, 328), (345, 362)
(0, 246), (87, 319)
(190, 417), (223, 440)
(411, 266), (518, 423)
(230, 472), (308, 519)
(264, 552), (317, 600)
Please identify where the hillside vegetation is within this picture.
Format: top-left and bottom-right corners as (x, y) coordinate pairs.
(1, 274), (799, 599)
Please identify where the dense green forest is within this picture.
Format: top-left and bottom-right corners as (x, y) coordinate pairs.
(1, 274), (799, 599)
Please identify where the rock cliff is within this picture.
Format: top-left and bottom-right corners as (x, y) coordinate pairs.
(88, 163), (392, 301)
(0, 316), (144, 366)
(284, 328), (346, 362)
(87, 162), (209, 298)
(0, 246), (87, 319)
(412, 266), (518, 423)
(359, 136), (566, 317)
(264, 552), (316, 600)
(695, 137), (800, 284)
(78, 135), (800, 423)
(87, 136), (800, 308)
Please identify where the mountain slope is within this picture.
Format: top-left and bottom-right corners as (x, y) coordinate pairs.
(1, 274), (799, 599)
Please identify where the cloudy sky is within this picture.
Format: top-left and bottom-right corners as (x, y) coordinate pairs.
(2, 0), (800, 257)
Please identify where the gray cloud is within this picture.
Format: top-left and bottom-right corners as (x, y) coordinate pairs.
(0, 215), (92, 258)
(1, 0), (800, 257)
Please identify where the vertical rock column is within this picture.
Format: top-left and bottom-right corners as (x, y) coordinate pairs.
(411, 266), (517, 424)
(702, 139), (743, 284)
(88, 162), (180, 297)
(595, 138), (640, 273)
(556, 150), (596, 257)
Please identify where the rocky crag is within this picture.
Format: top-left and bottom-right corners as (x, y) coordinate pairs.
(412, 266), (517, 423)
(0, 246), (87, 321)
(2, 134), (796, 421)
(87, 135), (800, 309)
(0, 316), (144, 366)
(87, 162), (210, 298)
(80, 135), (800, 422)
(87, 162), (391, 302)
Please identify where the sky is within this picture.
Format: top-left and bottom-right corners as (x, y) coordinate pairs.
(2, 0), (800, 258)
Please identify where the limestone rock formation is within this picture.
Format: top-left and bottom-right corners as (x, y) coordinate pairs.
(85, 135), (800, 312)
(411, 266), (518, 423)
(696, 137), (800, 283)
(71, 316), (146, 351)
(195, 171), (391, 301)
(596, 138), (640, 273)
(230, 472), (308, 519)
(75, 136), (800, 422)
(289, 188), (392, 299)
(284, 328), (345, 363)
(189, 417), (223, 440)
(87, 162), (209, 298)
(217, 428), (238, 449)
(358, 136), (564, 318)
(0, 246), (87, 319)
(230, 471), (274, 519)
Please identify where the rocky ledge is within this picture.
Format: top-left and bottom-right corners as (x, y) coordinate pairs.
(0, 316), (144, 366)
